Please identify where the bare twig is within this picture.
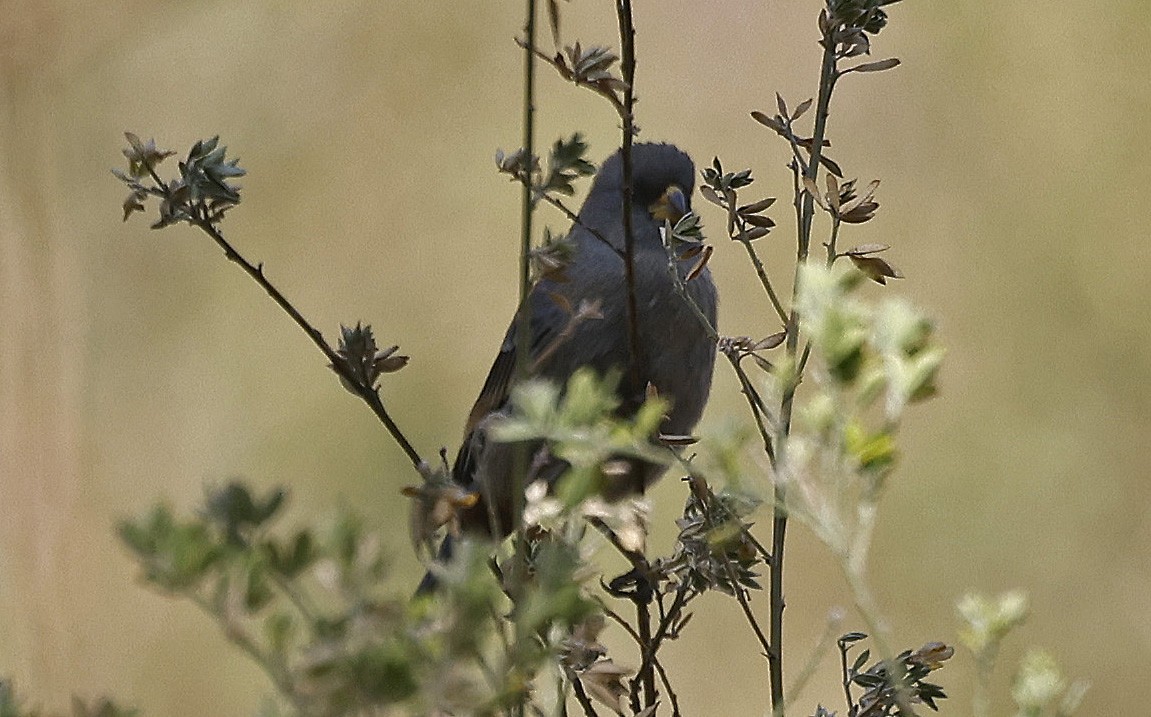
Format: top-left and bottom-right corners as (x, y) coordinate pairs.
(128, 148), (427, 472)
(614, 0), (644, 400)
(660, 224), (720, 343)
(635, 598), (657, 710)
(186, 213), (424, 470)
(517, 0), (538, 382)
(516, 39), (625, 115)
(631, 580), (692, 692)
(189, 593), (308, 713)
(569, 671), (602, 717)
(600, 603), (644, 648)
(826, 214), (842, 266)
(724, 560), (774, 664)
(736, 236), (790, 325)
(509, 0), (540, 619)
(768, 20), (842, 714)
(532, 188), (624, 260)
(587, 516), (647, 576)
(839, 634), (857, 712)
(722, 351), (777, 466)
(654, 655), (682, 717)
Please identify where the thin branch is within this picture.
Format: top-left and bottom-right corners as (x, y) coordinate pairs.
(587, 516), (647, 576)
(767, 475), (788, 712)
(510, 0), (539, 610)
(599, 602), (644, 648)
(530, 302), (602, 373)
(614, 0), (644, 400)
(568, 671), (601, 717)
(516, 39), (625, 115)
(768, 22), (842, 715)
(790, 158), (804, 251)
(825, 215), (842, 266)
(722, 195), (788, 324)
(129, 150), (429, 473)
(590, 508), (665, 711)
(635, 598), (657, 710)
(660, 227), (720, 343)
(723, 561), (774, 665)
(588, 515), (660, 709)
(653, 654), (682, 717)
(531, 188), (624, 260)
(632, 580), (691, 689)
(268, 572), (321, 631)
(518, 0), (538, 375)
(679, 469), (779, 685)
(839, 636), (856, 713)
(189, 593), (308, 712)
(186, 212), (423, 470)
(737, 236), (789, 325)
(796, 341), (814, 374)
(797, 35), (840, 262)
(723, 351), (777, 466)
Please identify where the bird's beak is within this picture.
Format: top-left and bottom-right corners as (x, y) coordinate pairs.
(649, 185), (687, 223)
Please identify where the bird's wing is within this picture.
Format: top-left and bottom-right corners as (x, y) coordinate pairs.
(463, 280), (569, 435)
(452, 281), (568, 491)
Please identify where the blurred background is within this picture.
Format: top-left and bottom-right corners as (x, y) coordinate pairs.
(2, 0), (1147, 714)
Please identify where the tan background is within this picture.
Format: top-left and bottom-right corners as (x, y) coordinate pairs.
(2, 1), (1147, 714)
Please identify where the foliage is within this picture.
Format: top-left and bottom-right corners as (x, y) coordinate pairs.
(836, 633), (952, 716)
(118, 480), (604, 715)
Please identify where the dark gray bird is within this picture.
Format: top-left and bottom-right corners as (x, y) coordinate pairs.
(419, 143), (716, 590)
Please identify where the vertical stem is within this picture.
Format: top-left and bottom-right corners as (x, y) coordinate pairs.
(615, 0), (643, 396)
(511, 0), (537, 633)
(516, 0), (537, 384)
(767, 503), (787, 713)
(613, 13), (658, 709)
(769, 22), (840, 717)
(826, 217), (841, 266)
(797, 37), (838, 262)
(636, 601), (657, 708)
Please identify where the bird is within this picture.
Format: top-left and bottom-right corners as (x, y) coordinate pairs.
(418, 142), (717, 591)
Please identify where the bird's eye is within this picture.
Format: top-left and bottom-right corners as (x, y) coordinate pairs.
(648, 185), (687, 223)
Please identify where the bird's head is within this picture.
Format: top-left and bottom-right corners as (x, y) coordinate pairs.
(583, 143), (696, 231)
